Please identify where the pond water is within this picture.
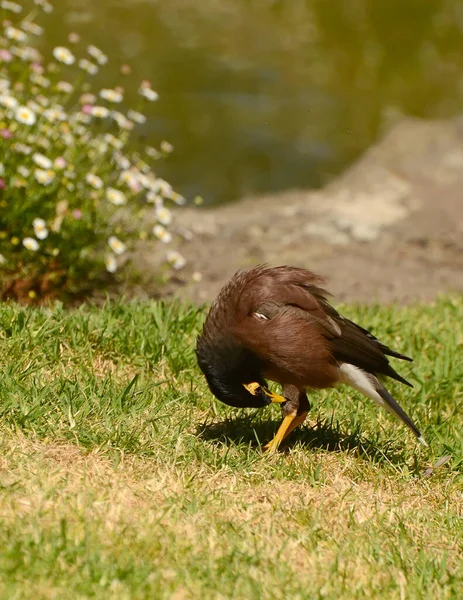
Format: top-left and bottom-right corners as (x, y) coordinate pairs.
(46, 0), (463, 204)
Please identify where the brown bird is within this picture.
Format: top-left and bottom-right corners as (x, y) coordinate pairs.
(196, 265), (427, 452)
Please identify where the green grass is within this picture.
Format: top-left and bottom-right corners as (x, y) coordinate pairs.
(0, 296), (462, 599)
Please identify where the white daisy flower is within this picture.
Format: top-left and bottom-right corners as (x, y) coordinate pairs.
(74, 114), (91, 126)
(21, 20), (44, 35)
(63, 134), (75, 146)
(23, 237), (39, 251)
(155, 206), (172, 226)
(127, 109), (146, 125)
(153, 224), (172, 244)
(1, 1), (22, 13)
(108, 236), (126, 255)
(42, 107), (67, 122)
(36, 94), (50, 107)
(95, 141), (108, 154)
(0, 94), (18, 109)
(17, 165), (30, 178)
(87, 45), (108, 65)
(159, 180), (174, 197)
(111, 111), (133, 130)
(74, 125), (87, 136)
(32, 152), (52, 169)
(160, 140), (174, 153)
(0, 253), (6, 264)
(166, 250), (186, 270)
(100, 88), (123, 103)
(139, 86), (159, 102)
(119, 169), (138, 185)
(36, 136), (50, 150)
(34, 169), (55, 185)
(0, 79), (10, 91)
(171, 192), (186, 206)
(32, 217), (48, 239)
(85, 173), (103, 190)
(52, 46), (75, 65)
(146, 192), (163, 205)
(27, 100), (42, 114)
(104, 133), (123, 150)
(113, 152), (131, 170)
(105, 255), (117, 273)
(78, 58), (98, 75)
(56, 81), (73, 94)
(146, 146), (161, 160)
(29, 73), (50, 88)
(5, 26), (27, 42)
(90, 105), (110, 118)
(11, 45), (41, 62)
(15, 106), (36, 125)
(34, 0), (53, 12)
(12, 142), (32, 155)
(106, 188), (127, 206)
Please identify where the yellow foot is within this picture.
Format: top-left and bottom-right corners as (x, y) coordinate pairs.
(263, 411), (309, 454)
(263, 413), (296, 453)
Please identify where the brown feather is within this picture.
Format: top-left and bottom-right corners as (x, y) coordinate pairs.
(196, 264), (424, 445)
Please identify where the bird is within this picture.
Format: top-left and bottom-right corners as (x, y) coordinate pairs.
(196, 265), (427, 453)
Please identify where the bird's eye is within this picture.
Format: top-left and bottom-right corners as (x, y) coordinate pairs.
(253, 311), (269, 321)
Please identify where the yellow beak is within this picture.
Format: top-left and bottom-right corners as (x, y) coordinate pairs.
(243, 382), (286, 404)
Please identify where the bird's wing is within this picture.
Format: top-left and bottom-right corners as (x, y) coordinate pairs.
(248, 266), (412, 386)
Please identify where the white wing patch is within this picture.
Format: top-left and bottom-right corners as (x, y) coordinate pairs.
(339, 363), (385, 407)
(339, 363), (427, 447)
(253, 312), (269, 321)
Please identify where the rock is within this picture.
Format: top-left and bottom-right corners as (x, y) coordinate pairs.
(133, 116), (463, 304)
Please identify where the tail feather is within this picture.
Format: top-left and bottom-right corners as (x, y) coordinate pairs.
(339, 363), (427, 447)
(375, 383), (427, 446)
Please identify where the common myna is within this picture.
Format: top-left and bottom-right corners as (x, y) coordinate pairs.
(196, 265), (427, 452)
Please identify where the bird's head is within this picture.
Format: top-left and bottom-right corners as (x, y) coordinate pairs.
(195, 333), (286, 409)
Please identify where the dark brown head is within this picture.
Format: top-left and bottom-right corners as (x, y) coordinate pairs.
(195, 332), (271, 409)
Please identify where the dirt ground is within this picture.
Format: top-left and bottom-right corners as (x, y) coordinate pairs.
(132, 117), (463, 305)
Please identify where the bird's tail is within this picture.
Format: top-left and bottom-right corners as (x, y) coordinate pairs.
(339, 363), (427, 447)
(375, 383), (427, 447)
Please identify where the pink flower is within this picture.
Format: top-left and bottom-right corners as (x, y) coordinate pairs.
(31, 62), (44, 74)
(0, 178), (6, 190)
(0, 49), (13, 63)
(0, 129), (13, 139)
(72, 209), (82, 219)
(54, 156), (67, 170)
(82, 104), (93, 115)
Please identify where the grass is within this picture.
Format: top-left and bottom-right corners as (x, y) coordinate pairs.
(0, 296), (462, 599)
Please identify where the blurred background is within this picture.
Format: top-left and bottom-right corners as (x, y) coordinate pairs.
(3, 0), (462, 305)
(46, 0), (463, 205)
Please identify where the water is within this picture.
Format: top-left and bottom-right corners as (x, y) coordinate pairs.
(46, 0), (463, 204)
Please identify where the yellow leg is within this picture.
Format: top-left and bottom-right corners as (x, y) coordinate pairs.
(281, 411), (308, 442)
(263, 411), (309, 454)
(263, 413), (296, 454)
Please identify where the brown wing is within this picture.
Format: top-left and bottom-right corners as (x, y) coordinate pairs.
(233, 265), (412, 387)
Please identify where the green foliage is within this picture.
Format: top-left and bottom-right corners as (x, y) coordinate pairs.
(0, 296), (462, 597)
(0, 1), (186, 303)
